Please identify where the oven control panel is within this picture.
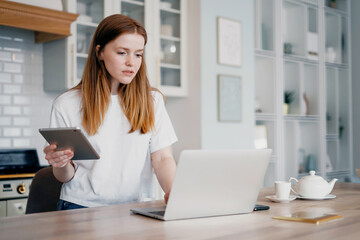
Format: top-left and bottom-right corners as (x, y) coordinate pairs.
(0, 179), (32, 200)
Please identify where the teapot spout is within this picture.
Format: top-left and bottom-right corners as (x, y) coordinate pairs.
(328, 178), (338, 193)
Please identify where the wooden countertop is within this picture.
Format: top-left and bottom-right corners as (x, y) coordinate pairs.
(1, 182), (360, 240)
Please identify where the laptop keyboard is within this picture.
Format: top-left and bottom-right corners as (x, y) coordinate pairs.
(149, 210), (165, 216)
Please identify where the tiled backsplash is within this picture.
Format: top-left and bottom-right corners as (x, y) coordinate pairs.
(0, 26), (58, 165)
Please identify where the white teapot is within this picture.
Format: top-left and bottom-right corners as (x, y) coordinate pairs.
(289, 171), (338, 198)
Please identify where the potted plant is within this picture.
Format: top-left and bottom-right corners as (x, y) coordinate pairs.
(330, 0), (337, 9)
(284, 91), (295, 115)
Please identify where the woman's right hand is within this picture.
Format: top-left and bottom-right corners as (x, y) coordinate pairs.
(44, 144), (74, 168)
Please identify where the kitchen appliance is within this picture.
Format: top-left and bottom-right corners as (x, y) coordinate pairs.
(0, 149), (41, 217)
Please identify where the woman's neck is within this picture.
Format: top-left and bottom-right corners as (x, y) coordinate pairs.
(111, 80), (119, 95)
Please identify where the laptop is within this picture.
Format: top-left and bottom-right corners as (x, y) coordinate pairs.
(130, 149), (272, 221)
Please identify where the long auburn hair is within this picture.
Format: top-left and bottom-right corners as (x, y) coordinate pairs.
(73, 14), (156, 136)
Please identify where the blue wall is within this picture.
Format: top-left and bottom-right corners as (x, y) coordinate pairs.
(200, 0), (255, 149)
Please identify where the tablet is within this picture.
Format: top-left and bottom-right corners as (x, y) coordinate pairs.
(39, 127), (100, 160)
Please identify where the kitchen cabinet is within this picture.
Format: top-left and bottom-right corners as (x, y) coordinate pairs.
(44, 0), (187, 97)
(254, 0), (352, 186)
(156, 0), (187, 96)
(0, 201), (6, 217)
(6, 199), (27, 217)
(0, 1), (77, 43)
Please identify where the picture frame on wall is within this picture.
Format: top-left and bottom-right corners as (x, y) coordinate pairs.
(218, 75), (242, 122)
(217, 17), (242, 67)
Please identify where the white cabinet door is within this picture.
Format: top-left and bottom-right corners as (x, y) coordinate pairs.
(119, 0), (188, 97)
(43, 36), (75, 92)
(119, 0), (146, 25)
(0, 201), (6, 217)
(156, 0), (187, 96)
(44, 0), (187, 97)
(44, 0), (108, 92)
(74, 0), (106, 83)
(7, 199), (27, 217)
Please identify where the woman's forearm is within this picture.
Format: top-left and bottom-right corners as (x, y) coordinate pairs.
(151, 147), (177, 194)
(153, 156), (176, 193)
(53, 162), (75, 183)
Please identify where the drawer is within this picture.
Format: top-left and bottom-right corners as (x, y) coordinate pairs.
(7, 199), (27, 217)
(0, 200), (6, 217)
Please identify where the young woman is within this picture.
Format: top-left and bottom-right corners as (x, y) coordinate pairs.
(43, 14), (177, 210)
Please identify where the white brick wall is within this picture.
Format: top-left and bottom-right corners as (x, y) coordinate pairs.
(0, 95), (10, 104)
(0, 73), (11, 83)
(13, 74), (23, 83)
(3, 84), (21, 94)
(0, 117), (11, 125)
(3, 62), (21, 73)
(23, 128), (32, 136)
(0, 26), (58, 165)
(3, 127), (21, 137)
(0, 51), (11, 61)
(13, 139), (30, 147)
(13, 96), (30, 105)
(3, 106), (21, 115)
(13, 117), (30, 126)
(0, 138), (11, 148)
(12, 53), (24, 63)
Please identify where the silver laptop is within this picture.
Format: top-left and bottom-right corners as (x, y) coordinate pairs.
(131, 149), (272, 221)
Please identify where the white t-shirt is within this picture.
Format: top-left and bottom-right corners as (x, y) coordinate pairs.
(49, 90), (177, 207)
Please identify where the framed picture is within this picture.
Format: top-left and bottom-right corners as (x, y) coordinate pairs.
(218, 75), (242, 122)
(217, 17), (242, 66)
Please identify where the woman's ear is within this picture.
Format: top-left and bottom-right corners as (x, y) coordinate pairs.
(96, 45), (103, 60)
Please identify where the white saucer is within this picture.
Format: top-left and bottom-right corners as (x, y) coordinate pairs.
(266, 195), (297, 203)
(296, 194), (336, 200)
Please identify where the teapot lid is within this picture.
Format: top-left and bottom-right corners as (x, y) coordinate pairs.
(302, 170), (325, 181)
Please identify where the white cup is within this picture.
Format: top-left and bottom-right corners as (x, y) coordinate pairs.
(274, 181), (291, 199)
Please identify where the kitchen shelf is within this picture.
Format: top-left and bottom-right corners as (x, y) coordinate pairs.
(160, 7), (181, 14)
(161, 63), (181, 69)
(77, 53), (88, 59)
(283, 54), (319, 64)
(255, 49), (276, 58)
(284, 115), (320, 122)
(122, 0), (145, 6)
(161, 35), (181, 41)
(254, 0), (352, 184)
(255, 113), (276, 121)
